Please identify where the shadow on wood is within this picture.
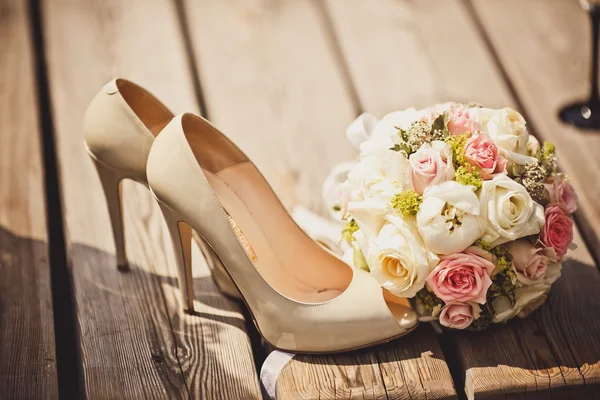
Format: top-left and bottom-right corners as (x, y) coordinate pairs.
(0, 223), (261, 399)
(0, 225), (57, 398)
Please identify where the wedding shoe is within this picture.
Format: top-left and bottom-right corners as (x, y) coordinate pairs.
(146, 112), (418, 353)
(83, 79), (239, 297)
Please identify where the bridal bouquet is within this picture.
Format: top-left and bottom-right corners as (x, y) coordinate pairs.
(328, 103), (577, 330)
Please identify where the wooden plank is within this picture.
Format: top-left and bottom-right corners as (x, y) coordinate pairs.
(0, 0), (58, 398)
(469, 0), (600, 265)
(182, 0), (457, 398)
(466, 0), (600, 396)
(326, 0), (600, 398)
(41, 0), (261, 398)
(325, 0), (514, 112)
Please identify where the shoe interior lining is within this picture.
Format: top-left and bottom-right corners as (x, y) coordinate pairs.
(116, 79), (173, 137)
(182, 114), (414, 321)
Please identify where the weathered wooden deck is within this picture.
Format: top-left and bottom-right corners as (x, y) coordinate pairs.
(2, 0), (600, 399)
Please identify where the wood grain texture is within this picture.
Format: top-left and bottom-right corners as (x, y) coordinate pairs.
(469, 0), (600, 265)
(325, 0), (515, 113)
(182, 0), (456, 398)
(0, 0), (58, 398)
(327, 0), (600, 398)
(182, 0), (357, 214)
(41, 0), (260, 398)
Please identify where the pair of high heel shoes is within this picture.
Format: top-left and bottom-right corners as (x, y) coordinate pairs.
(84, 78), (417, 353)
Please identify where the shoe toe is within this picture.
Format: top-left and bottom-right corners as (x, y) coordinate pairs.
(386, 302), (418, 332)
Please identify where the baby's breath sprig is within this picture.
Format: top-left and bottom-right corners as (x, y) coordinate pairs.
(341, 219), (359, 244)
(511, 163), (548, 204)
(390, 190), (423, 218)
(391, 113), (449, 155)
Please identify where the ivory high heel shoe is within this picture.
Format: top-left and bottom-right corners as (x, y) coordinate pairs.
(83, 79), (240, 297)
(147, 113), (418, 353)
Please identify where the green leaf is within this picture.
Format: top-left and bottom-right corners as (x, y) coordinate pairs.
(431, 113), (448, 139)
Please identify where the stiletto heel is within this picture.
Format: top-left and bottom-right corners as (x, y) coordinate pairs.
(157, 201), (195, 313)
(91, 156), (129, 270)
(193, 232), (242, 299)
(84, 79), (240, 299)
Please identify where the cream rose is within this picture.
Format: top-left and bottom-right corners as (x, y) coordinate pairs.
(416, 181), (486, 255)
(492, 283), (550, 323)
(482, 107), (538, 165)
(342, 152), (408, 212)
(367, 215), (438, 298)
(479, 175), (545, 247)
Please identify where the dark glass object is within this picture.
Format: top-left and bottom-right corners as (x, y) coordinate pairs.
(559, 0), (600, 129)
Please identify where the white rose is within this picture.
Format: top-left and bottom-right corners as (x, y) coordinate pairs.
(492, 283), (550, 323)
(417, 181), (486, 255)
(367, 215), (439, 297)
(345, 156), (386, 201)
(344, 152), (409, 200)
(479, 175), (545, 247)
(482, 107), (537, 164)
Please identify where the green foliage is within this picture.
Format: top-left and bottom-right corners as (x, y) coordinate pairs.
(538, 141), (558, 178)
(455, 165), (483, 189)
(390, 113), (449, 155)
(487, 251), (517, 305)
(415, 287), (444, 313)
(341, 219), (359, 244)
(473, 239), (493, 252)
(467, 309), (492, 331)
(430, 113), (449, 140)
(541, 141), (556, 159)
(390, 190), (423, 218)
(445, 134), (469, 169)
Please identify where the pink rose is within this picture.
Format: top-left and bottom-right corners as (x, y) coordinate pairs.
(437, 302), (481, 330)
(504, 239), (557, 285)
(540, 204), (573, 259)
(408, 142), (454, 195)
(464, 134), (507, 179)
(545, 174), (578, 214)
(447, 108), (479, 136)
(426, 247), (495, 304)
